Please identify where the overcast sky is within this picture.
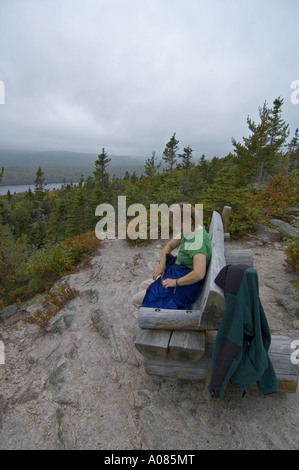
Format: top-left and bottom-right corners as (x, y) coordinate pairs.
(0, 0), (298, 161)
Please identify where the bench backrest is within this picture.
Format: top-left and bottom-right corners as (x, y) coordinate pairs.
(193, 211), (226, 328)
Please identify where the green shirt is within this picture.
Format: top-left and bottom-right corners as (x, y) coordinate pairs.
(176, 227), (212, 270)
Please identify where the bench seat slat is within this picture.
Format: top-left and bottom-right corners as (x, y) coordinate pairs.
(138, 307), (201, 330)
(169, 331), (205, 362)
(135, 329), (172, 360)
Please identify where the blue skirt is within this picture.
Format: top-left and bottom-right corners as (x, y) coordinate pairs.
(142, 254), (205, 310)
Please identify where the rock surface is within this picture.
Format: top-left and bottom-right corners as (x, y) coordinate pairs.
(0, 236), (298, 450)
(269, 218), (299, 239)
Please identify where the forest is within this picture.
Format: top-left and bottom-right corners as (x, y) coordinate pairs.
(0, 97), (298, 309)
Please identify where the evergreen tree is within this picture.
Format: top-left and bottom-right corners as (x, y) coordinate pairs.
(78, 175), (85, 188)
(179, 145), (193, 170)
(162, 133), (179, 178)
(144, 151), (161, 177)
(232, 97), (289, 187)
(45, 196), (67, 242)
(178, 145), (193, 196)
(265, 97), (289, 177)
(32, 167), (47, 246)
(93, 148), (111, 192)
(0, 167), (3, 183)
(65, 187), (86, 238)
(34, 167), (47, 200)
(287, 128), (299, 173)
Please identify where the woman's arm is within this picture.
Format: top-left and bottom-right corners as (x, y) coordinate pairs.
(152, 237), (181, 280)
(162, 253), (206, 288)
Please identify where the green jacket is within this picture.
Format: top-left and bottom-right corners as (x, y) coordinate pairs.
(208, 264), (277, 398)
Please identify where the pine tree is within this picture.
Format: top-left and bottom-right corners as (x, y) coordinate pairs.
(287, 128), (299, 173)
(178, 145), (193, 196)
(265, 97), (289, 178)
(45, 196), (67, 242)
(144, 151), (161, 177)
(162, 133), (179, 178)
(93, 148), (111, 192)
(34, 167), (47, 201)
(179, 145), (193, 170)
(232, 97), (289, 187)
(32, 167), (47, 246)
(65, 187), (87, 238)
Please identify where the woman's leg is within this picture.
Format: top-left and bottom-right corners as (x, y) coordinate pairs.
(132, 278), (153, 308)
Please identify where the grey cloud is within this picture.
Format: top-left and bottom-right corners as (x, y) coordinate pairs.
(0, 0), (298, 160)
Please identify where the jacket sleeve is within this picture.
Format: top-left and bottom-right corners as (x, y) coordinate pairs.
(208, 294), (244, 398)
(208, 334), (242, 398)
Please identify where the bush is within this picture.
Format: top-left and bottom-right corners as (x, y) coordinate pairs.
(285, 237), (299, 279)
(204, 182), (261, 236)
(25, 244), (75, 294)
(23, 284), (79, 328)
(256, 173), (298, 220)
(61, 231), (101, 263)
(0, 226), (30, 306)
(23, 232), (100, 299)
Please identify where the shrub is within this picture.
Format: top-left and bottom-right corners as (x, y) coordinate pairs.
(61, 231), (101, 264)
(23, 284), (79, 328)
(0, 226), (30, 306)
(25, 244), (75, 294)
(204, 184), (261, 236)
(24, 231), (101, 296)
(256, 173), (298, 220)
(285, 237), (299, 281)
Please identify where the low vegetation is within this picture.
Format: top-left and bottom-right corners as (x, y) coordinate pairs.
(22, 284), (79, 328)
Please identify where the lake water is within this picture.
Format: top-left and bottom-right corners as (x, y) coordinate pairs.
(0, 182), (78, 195)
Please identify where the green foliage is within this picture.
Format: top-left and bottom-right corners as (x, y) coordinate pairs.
(232, 97), (290, 187)
(25, 231), (101, 295)
(285, 238), (299, 290)
(34, 166), (47, 200)
(0, 226), (100, 307)
(93, 148), (111, 199)
(0, 226), (30, 308)
(163, 133), (179, 178)
(204, 160), (261, 235)
(287, 128), (299, 173)
(144, 151), (161, 177)
(285, 238), (299, 274)
(61, 231), (101, 264)
(25, 243), (76, 294)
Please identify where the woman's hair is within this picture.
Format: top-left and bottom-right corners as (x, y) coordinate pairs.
(178, 202), (198, 230)
(169, 202), (200, 232)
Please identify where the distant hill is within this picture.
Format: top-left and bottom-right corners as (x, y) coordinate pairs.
(0, 149), (145, 168)
(0, 149), (147, 185)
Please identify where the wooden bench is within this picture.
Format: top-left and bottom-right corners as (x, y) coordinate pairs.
(134, 207), (298, 393)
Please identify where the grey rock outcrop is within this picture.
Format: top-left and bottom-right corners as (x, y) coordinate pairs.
(0, 238), (299, 450)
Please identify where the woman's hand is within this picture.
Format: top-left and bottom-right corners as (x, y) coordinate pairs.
(162, 278), (177, 289)
(152, 263), (165, 280)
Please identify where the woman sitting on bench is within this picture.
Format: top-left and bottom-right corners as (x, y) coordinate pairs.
(132, 203), (212, 310)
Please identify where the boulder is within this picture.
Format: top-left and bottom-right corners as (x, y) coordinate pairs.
(0, 304), (18, 321)
(255, 223), (281, 241)
(269, 219), (299, 239)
